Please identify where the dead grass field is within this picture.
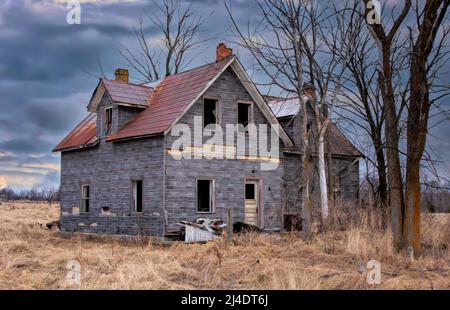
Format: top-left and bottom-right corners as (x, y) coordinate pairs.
(0, 202), (449, 289)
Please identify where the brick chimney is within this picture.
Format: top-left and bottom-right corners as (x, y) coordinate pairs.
(302, 82), (316, 100)
(115, 68), (129, 83)
(216, 43), (233, 62)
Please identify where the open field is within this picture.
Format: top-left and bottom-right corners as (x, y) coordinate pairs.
(0, 202), (449, 289)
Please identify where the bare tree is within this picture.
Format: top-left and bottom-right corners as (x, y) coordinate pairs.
(362, 0), (412, 251)
(121, 0), (207, 82)
(334, 1), (390, 222)
(362, 0), (449, 254)
(404, 0), (449, 254)
(300, 1), (360, 228)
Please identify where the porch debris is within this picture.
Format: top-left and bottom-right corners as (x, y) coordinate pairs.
(178, 218), (226, 243)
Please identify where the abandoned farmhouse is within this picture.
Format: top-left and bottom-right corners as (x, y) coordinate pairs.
(54, 44), (361, 236)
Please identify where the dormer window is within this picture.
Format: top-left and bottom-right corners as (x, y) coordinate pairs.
(104, 107), (112, 135)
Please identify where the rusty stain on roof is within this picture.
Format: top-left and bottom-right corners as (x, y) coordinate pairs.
(53, 113), (98, 152)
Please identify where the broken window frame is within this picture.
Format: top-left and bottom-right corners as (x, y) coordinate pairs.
(196, 178), (215, 213)
(203, 97), (219, 128)
(104, 107), (113, 135)
(81, 184), (90, 213)
(131, 179), (143, 213)
(237, 101), (253, 131)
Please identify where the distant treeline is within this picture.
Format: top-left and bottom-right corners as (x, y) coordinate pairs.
(360, 179), (450, 213)
(0, 187), (60, 203)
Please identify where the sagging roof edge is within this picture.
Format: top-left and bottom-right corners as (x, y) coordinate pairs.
(106, 132), (164, 143)
(53, 138), (99, 153)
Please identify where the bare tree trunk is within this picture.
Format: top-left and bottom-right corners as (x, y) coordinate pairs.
(380, 48), (406, 251)
(335, 3), (388, 218)
(317, 127), (329, 224)
(404, 0), (449, 255)
(326, 132), (334, 201)
(374, 136), (388, 227)
(364, 0), (411, 251)
(301, 100), (312, 240)
(374, 140), (388, 206)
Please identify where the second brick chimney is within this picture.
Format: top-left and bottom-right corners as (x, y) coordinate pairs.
(216, 43), (233, 62)
(115, 68), (129, 83)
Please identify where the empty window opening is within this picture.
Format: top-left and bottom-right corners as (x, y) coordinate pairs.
(245, 183), (256, 200)
(131, 180), (143, 213)
(204, 99), (218, 127)
(104, 107), (112, 135)
(197, 179), (214, 213)
(238, 102), (251, 127)
(81, 184), (90, 212)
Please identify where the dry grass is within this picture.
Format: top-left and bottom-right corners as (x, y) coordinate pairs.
(0, 202), (449, 290)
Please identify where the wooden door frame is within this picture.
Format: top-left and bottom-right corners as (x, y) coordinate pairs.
(244, 177), (264, 228)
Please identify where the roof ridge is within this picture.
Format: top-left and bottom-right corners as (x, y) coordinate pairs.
(102, 78), (154, 89)
(163, 57), (233, 79)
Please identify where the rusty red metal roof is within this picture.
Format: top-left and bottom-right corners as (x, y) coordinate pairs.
(107, 58), (232, 141)
(102, 79), (153, 107)
(53, 113), (98, 152)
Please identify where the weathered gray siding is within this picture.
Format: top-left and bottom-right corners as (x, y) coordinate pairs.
(282, 153), (359, 215)
(117, 106), (142, 130)
(279, 101), (360, 217)
(164, 68), (285, 231)
(59, 93), (165, 236)
(96, 93), (115, 137)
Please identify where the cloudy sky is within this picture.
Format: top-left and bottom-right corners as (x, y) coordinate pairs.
(0, 0), (246, 190)
(0, 0), (448, 190)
